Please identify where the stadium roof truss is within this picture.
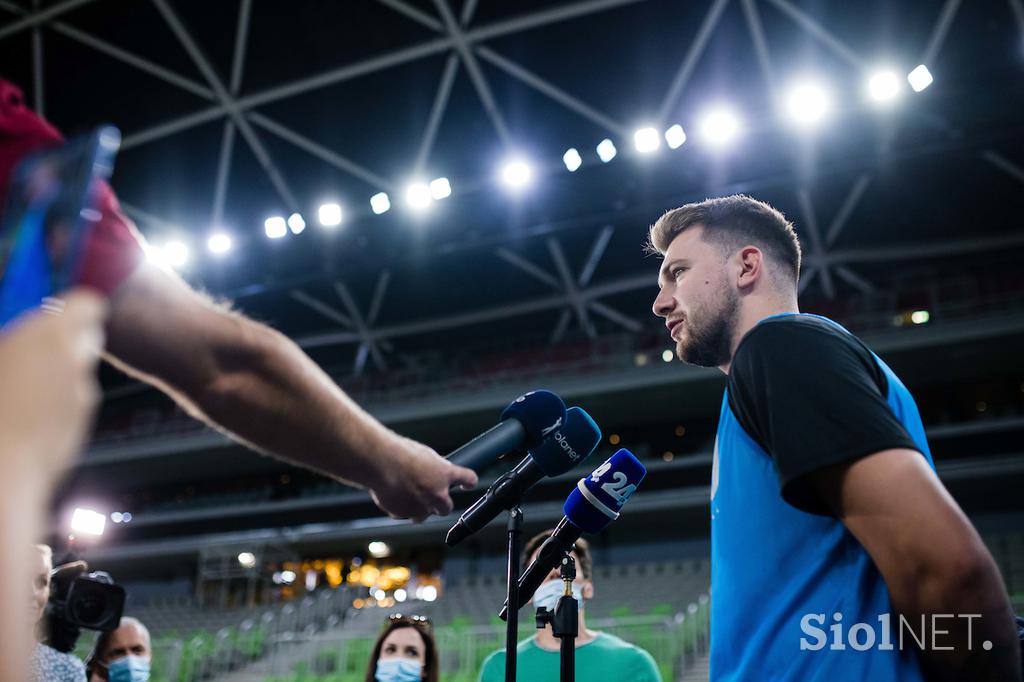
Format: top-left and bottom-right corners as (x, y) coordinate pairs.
(3, 0), (1024, 376)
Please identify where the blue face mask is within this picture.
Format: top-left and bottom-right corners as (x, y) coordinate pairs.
(375, 657), (422, 682)
(107, 655), (150, 682)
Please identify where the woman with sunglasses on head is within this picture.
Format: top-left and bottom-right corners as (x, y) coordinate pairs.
(365, 614), (439, 682)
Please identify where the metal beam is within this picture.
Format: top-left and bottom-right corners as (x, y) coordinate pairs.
(461, 0), (481, 25)
(827, 233), (1024, 265)
(824, 173), (872, 247)
(1011, 0), (1024, 37)
(210, 122), (235, 227)
(151, 0), (298, 210)
(796, 187), (834, 299)
(589, 301), (643, 333)
(834, 266), (874, 295)
(229, 0), (252, 94)
(982, 150), (1024, 186)
(414, 54), (459, 173)
(921, 0), (962, 66)
(378, 0), (443, 32)
(117, 0), (652, 150)
(31, 19), (43, 115)
(248, 112), (395, 192)
(120, 202), (178, 234)
(797, 265), (818, 295)
(334, 281), (387, 372)
(657, 0), (731, 125)
(289, 289), (354, 329)
(763, 0), (865, 70)
(433, 0), (510, 145)
(476, 46), (628, 137)
(548, 238), (595, 337)
(740, 0), (776, 94)
(578, 225), (614, 287)
(495, 247), (561, 289)
(366, 271), (392, 326)
(0, 0), (98, 40)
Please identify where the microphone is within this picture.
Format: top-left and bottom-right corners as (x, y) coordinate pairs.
(445, 390), (566, 474)
(499, 448), (646, 619)
(445, 407), (602, 547)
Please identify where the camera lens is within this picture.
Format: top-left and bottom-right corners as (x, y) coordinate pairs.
(70, 587), (109, 627)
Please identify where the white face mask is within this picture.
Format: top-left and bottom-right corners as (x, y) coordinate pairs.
(532, 578), (584, 613)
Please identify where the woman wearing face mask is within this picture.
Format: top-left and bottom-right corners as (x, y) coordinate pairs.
(364, 613), (439, 682)
(85, 617), (151, 682)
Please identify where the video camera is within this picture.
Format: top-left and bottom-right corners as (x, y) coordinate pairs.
(43, 567), (126, 653)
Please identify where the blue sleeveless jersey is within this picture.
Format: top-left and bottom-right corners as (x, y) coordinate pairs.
(710, 313), (932, 681)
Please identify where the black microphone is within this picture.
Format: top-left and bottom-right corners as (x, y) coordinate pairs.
(499, 449), (646, 619)
(445, 390), (566, 474)
(445, 407), (602, 547)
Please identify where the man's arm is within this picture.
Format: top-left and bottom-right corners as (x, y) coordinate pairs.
(103, 263), (476, 520)
(811, 449), (1021, 681)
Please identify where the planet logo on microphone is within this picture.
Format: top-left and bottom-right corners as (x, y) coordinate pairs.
(552, 429), (580, 462)
(540, 416), (563, 438)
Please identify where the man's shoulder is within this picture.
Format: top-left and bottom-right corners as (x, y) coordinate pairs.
(591, 632), (656, 659)
(587, 633), (661, 678)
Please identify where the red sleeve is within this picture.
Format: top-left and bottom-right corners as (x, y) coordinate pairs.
(0, 78), (144, 296)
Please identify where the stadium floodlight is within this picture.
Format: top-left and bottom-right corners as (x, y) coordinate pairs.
(368, 541), (391, 558)
(596, 138), (617, 163)
(394, 588), (407, 602)
(664, 124), (687, 149)
(287, 213), (306, 234)
(237, 552), (256, 568)
(867, 70), (901, 104)
(421, 585), (438, 602)
(122, 512), (132, 523)
(907, 64), (933, 92)
(264, 216), (287, 239)
(699, 107), (741, 146)
(662, 349), (674, 363)
(562, 148), (582, 172)
(429, 177), (452, 200)
(110, 512), (124, 523)
(71, 508), (106, 536)
(406, 182), (432, 210)
(784, 80), (832, 127)
(318, 203), (342, 227)
(371, 588), (386, 601)
(370, 192), (391, 215)
(163, 240), (189, 267)
(500, 158), (532, 188)
(633, 127), (661, 153)
(911, 310), (930, 325)
(207, 232), (231, 255)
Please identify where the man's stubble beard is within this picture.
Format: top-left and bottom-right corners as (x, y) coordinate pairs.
(677, 287), (739, 368)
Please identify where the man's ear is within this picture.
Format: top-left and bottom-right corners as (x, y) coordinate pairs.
(736, 246), (764, 290)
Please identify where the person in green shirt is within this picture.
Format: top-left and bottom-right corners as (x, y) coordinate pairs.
(478, 531), (661, 682)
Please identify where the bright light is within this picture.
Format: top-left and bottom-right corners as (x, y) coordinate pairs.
(700, 107), (741, 146)
(370, 192), (391, 215)
(784, 81), (832, 127)
(163, 240), (189, 267)
(596, 138), (617, 163)
(110, 512), (123, 524)
(562, 148), (582, 172)
(237, 552), (256, 568)
(665, 124), (687, 149)
(867, 70), (901, 103)
(318, 203), (342, 227)
(662, 349), (674, 363)
(280, 570), (297, 584)
(429, 177), (452, 200)
(71, 508), (106, 536)
(371, 588), (386, 601)
(907, 64), (933, 92)
(633, 127), (661, 153)
(406, 182), (432, 209)
(265, 216), (287, 239)
(394, 588), (407, 603)
(368, 541), (391, 558)
(207, 232), (231, 254)
(122, 512), (132, 523)
(287, 213), (306, 234)
(911, 310), (930, 325)
(421, 585), (438, 602)
(501, 159), (532, 188)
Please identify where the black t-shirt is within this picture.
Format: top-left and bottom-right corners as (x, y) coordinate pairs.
(727, 315), (919, 515)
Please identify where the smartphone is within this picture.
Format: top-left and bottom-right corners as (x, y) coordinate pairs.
(0, 125), (121, 328)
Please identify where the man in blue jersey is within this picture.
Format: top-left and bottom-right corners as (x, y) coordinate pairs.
(648, 195), (1020, 681)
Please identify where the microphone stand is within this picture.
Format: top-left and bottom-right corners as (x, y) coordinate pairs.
(504, 506), (523, 682)
(535, 552), (578, 682)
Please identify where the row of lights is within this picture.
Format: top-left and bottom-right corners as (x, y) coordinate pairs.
(147, 64), (934, 267)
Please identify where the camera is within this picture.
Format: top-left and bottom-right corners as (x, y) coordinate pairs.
(44, 570), (126, 652)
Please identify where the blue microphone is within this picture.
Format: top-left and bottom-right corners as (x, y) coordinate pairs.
(445, 407), (602, 547)
(446, 390), (566, 474)
(500, 449), (646, 617)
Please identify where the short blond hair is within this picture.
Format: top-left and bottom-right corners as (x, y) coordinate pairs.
(647, 194), (801, 283)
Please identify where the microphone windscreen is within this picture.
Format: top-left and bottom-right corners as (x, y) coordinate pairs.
(499, 390), (566, 449)
(528, 406), (601, 477)
(565, 449), (646, 534)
